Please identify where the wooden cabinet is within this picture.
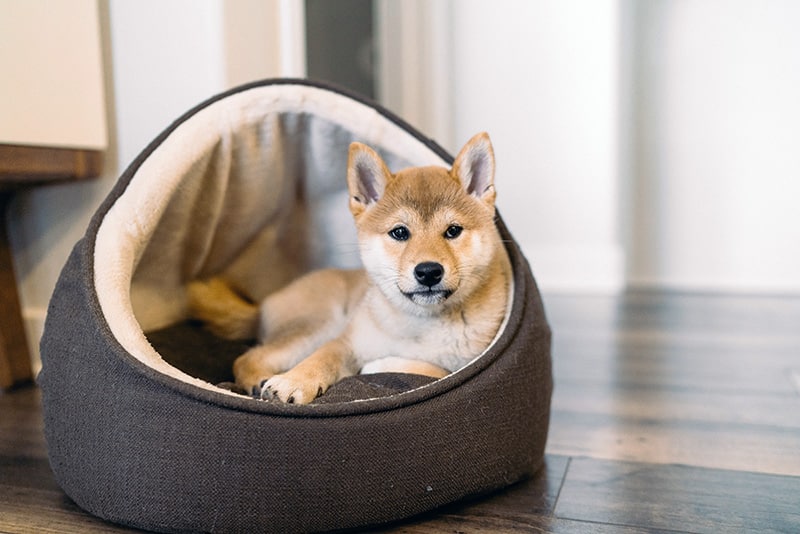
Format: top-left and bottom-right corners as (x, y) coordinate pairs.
(0, 0), (107, 387)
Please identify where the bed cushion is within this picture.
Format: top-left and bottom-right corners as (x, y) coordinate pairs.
(39, 79), (552, 533)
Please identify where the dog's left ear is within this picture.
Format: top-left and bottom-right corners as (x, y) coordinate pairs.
(347, 142), (391, 217)
(452, 132), (496, 207)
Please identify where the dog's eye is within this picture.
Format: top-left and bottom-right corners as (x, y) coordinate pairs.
(389, 226), (410, 241)
(444, 225), (463, 239)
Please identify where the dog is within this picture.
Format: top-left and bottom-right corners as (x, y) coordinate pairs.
(187, 132), (511, 404)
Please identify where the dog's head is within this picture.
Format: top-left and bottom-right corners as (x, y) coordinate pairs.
(347, 132), (502, 316)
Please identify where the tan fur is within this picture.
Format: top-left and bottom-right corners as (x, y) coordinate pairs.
(188, 132), (511, 404)
(186, 278), (259, 339)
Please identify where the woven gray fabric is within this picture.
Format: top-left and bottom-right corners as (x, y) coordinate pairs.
(38, 79), (552, 533)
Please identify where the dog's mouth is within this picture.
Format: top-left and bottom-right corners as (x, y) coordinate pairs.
(401, 288), (453, 305)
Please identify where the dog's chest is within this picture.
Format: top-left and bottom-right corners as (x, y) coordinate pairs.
(348, 306), (494, 370)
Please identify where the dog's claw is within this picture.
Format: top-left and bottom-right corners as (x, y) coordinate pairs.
(259, 374), (325, 404)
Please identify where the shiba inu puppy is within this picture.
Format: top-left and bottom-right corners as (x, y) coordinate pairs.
(188, 132), (511, 404)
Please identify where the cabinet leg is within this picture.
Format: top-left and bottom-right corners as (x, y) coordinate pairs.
(0, 193), (33, 389)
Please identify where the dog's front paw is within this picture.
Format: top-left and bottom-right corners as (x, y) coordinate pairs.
(261, 373), (326, 405)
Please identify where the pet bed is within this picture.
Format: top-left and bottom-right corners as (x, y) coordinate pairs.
(39, 79), (552, 533)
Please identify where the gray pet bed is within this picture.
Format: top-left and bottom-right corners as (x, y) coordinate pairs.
(39, 79), (552, 533)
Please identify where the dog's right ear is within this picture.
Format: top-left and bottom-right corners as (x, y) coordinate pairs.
(347, 142), (390, 217)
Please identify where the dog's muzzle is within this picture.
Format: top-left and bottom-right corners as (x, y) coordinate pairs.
(400, 262), (453, 305)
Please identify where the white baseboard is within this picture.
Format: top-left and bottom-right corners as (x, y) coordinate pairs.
(626, 276), (800, 296)
(21, 307), (47, 376)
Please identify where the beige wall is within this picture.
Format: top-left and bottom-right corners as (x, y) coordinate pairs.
(0, 0), (107, 148)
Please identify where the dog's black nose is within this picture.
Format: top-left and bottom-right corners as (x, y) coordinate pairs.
(414, 262), (444, 287)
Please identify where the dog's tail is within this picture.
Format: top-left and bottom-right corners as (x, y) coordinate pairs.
(187, 278), (259, 340)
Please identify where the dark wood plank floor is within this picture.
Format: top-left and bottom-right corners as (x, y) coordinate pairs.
(2, 291), (799, 533)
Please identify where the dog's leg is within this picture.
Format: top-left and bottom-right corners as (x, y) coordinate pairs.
(233, 332), (326, 395)
(262, 338), (358, 404)
(232, 269), (365, 395)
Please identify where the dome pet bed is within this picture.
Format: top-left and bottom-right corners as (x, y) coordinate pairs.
(39, 79), (552, 533)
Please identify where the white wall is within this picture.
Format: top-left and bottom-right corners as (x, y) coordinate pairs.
(376, 0), (455, 150)
(8, 0), (304, 369)
(380, 0), (624, 292)
(627, 0), (800, 293)
(451, 0), (623, 293)
(110, 0), (304, 168)
(379, 0), (800, 294)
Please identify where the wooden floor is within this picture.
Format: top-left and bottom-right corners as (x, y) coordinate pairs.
(2, 291), (799, 533)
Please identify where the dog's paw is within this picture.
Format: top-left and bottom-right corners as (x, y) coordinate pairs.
(261, 374), (326, 405)
(234, 374), (275, 398)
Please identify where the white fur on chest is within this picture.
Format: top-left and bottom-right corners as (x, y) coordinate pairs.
(345, 291), (495, 372)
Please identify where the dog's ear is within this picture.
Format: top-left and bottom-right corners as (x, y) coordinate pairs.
(347, 142), (391, 217)
(452, 132), (496, 206)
